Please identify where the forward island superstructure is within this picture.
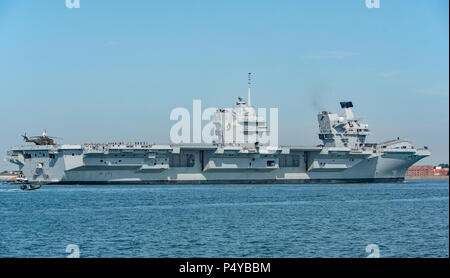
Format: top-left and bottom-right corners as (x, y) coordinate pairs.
(6, 79), (430, 184)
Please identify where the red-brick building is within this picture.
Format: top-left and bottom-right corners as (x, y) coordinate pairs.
(434, 167), (449, 176)
(406, 166), (435, 176)
(406, 166), (450, 176)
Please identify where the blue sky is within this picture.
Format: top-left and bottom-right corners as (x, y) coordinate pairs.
(0, 0), (448, 170)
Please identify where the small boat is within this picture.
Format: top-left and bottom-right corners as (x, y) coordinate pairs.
(20, 184), (41, 191)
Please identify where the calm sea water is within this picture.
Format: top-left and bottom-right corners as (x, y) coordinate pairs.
(0, 180), (448, 258)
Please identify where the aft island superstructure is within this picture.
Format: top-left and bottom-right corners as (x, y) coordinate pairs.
(6, 79), (430, 184)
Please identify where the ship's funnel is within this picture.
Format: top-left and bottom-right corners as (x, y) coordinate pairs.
(340, 102), (353, 108)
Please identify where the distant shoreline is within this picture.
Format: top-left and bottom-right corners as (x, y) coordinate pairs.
(405, 176), (449, 180)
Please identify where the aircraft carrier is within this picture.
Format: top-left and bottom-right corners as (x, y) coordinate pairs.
(6, 80), (430, 184)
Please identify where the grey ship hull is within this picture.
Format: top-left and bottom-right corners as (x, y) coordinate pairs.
(6, 142), (429, 185)
(49, 178), (405, 185)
